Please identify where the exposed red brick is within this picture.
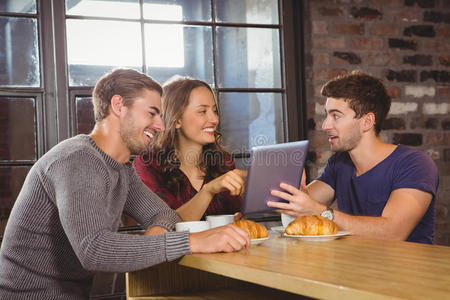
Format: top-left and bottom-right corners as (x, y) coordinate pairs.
(368, 0), (403, 7)
(363, 53), (397, 66)
(386, 86), (400, 98)
(425, 149), (440, 160)
(352, 37), (383, 50)
(333, 23), (364, 35)
(427, 132), (444, 146)
(333, 56), (350, 65)
(308, 131), (330, 149)
(439, 55), (450, 67)
(424, 39), (450, 52)
(313, 53), (330, 66)
(317, 7), (344, 17)
(312, 37), (346, 49)
(312, 21), (328, 34)
(307, 103), (316, 116)
(314, 85), (323, 97)
(436, 26), (450, 38)
(370, 24), (399, 36)
(435, 222), (450, 232)
(436, 205), (449, 219)
(439, 87), (450, 97)
(314, 69), (348, 81)
(386, 10), (419, 22)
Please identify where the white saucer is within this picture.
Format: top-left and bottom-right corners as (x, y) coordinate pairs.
(270, 226), (285, 235)
(283, 231), (350, 242)
(251, 237), (269, 245)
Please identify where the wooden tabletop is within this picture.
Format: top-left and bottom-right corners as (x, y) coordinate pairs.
(177, 234), (450, 300)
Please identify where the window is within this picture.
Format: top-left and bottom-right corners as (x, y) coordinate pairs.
(65, 0), (290, 164)
(0, 0), (306, 236)
(0, 0), (43, 237)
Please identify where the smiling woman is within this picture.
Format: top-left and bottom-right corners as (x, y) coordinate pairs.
(133, 76), (247, 223)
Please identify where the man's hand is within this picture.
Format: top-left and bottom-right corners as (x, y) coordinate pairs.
(267, 182), (325, 217)
(203, 169), (247, 197)
(144, 225), (168, 236)
(189, 224), (250, 253)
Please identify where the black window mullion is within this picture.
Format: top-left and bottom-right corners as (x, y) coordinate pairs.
(139, 0), (147, 74)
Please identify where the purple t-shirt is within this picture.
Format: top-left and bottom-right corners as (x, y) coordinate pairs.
(317, 145), (439, 244)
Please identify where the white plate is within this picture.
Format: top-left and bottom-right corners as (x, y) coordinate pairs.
(270, 226), (285, 235)
(251, 237), (269, 245)
(283, 231), (350, 242)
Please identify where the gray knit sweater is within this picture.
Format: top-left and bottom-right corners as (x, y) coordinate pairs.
(0, 135), (191, 299)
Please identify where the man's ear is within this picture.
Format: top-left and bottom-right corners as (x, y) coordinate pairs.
(362, 112), (376, 132)
(110, 95), (124, 117)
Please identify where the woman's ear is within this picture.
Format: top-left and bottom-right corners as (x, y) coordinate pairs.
(362, 112), (376, 132)
(175, 119), (182, 129)
(110, 95), (124, 117)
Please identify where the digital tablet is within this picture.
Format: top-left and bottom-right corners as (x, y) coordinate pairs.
(241, 140), (309, 214)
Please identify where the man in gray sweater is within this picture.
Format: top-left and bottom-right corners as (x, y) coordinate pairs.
(0, 69), (250, 299)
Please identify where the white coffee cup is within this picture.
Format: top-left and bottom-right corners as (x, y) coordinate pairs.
(206, 214), (235, 228)
(175, 221), (210, 233)
(281, 213), (296, 228)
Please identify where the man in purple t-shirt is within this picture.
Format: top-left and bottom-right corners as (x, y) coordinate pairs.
(267, 71), (439, 244)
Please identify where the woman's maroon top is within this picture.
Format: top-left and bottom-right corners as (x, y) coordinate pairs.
(133, 152), (242, 217)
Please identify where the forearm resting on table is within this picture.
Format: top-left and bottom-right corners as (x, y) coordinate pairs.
(334, 188), (432, 241)
(176, 187), (215, 221)
(333, 212), (407, 240)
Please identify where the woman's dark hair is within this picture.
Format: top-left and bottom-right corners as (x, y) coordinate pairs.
(320, 70), (391, 135)
(149, 76), (232, 193)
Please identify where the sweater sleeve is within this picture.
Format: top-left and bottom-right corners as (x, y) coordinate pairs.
(124, 167), (182, 231)
(47, 151), (191, 273)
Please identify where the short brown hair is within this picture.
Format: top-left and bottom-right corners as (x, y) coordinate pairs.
(321, 70), (391, 134)
(92, 68), (162, 121)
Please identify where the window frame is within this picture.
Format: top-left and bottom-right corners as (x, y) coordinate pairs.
(0, 0), (307, 231)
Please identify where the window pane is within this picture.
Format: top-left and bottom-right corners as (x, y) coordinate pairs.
(76, 97), (95, 134)
(216, 27), (281, 88)
(0, 0), (36, 13)
(66, 0), (140, 19)
(215, 0), (279, 24)
(145, 25), (213, 85)
(0, 166), (31, 237)
(219, 93), (284, 153)
(0, 17), (40, 87)
(0, 97), (36, 161)
(66, 19), (142, 86)
(143, 0), (211, 22)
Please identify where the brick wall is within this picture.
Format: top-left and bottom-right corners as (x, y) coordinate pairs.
(303, 0), (450, 245)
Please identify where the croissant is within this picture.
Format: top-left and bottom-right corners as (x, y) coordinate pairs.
(285, 215), (338, 235)
(233, 220), (268, 239)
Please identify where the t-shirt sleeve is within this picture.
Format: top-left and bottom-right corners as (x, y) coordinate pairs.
(47, 151), (190, 273)
(392, 150), (439, 196)
(316, 154), (338, 190)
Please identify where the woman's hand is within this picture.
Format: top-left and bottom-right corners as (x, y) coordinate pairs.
(203, 169), (248, 197)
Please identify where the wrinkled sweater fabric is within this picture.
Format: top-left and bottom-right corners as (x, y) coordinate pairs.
(0, 135), (191, 299)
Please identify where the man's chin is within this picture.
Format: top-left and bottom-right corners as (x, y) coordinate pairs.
(129, 143), (151, 156)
